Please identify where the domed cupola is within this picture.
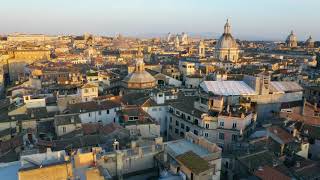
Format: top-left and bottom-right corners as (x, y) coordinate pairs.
(305, 35), (314, 48)
(215, 19), (240, 62)
(286, 30), (298, 48)
(122, 47), (156, 91)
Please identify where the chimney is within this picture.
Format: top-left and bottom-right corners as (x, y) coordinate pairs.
(30, 112), (35, 118)
(301, 98), (306, 116)
(272, 159), (278, 167)
(113, 139), (119, 151)
(241, 113), (245, 118)
(292, 128), (297, 137)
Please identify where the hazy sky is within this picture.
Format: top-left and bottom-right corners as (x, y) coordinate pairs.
(0, 0), (319, 40)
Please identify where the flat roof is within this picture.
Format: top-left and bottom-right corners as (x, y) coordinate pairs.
(0, 161), (19, 180)
(200, 81), (257, 96)
(166, 139), (210, 157)
(176, 151), (210, 175)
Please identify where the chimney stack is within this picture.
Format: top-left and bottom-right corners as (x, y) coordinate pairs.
(301, 98), (306, 116)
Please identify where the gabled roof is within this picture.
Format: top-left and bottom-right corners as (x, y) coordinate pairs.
(54, 113), (81, 126)
(268, 126), (294, 144)
(254, 166), (291, 180)
(270, 81), (303, 93)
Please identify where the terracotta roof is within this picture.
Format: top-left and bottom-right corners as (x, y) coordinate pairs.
(54, 114), (81, 126)
(268, 126), (294, 144)
(82, 123), (123, 135)
(116, 92), (149, 106)
(280, 103), (320, 126)
(254, 166), (291, 180)
(81, 83), (98, 89)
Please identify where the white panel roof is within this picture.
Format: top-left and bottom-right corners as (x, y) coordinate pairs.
(270, 81), (303, 93)
(200, 81), (257, 96)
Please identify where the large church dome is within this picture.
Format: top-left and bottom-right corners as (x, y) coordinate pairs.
(215, 19), (238, 49)
(286, 31), (297, 43)
(122, 48), (156, 90)
(216, 33), (238, 49)
(214, 19), (240, 62)
(123, 71), (156, 85)
(286, 30), (298, 48)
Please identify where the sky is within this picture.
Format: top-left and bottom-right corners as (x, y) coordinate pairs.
(0, 0), (319, 40)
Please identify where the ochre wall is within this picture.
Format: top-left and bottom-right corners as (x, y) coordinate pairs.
(18, 163), (73, 180)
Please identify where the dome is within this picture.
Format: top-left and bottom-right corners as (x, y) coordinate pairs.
(122, 57), (156, 89)
(216, 33), (238, 49)
(123, 71), (156, 84)
(286, 31), (297, 43)
(215, 19), (238, 49)
(306, 36), (314, 43)
(305, 35), (314, 48)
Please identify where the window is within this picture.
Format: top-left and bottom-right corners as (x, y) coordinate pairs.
(205, 123), (210, 129)
(175, 128), (179, 134)
(232, 134), (237, 142)
(220, 121), (224, 127)
(187, 116), (191, 120)
(181, 113), (185, 119)
(186, 126), (190, 132)
(232, 123), (237, 129)
(204, 132), (209, 137)
(219, 133), (225, 140)
(88, 113), (91, 117)
(194, 119), (198, 125)
(180, 132), (184, 137)
(176, 121), (179, 126)
(193, 130), (198, 135)
(129, 116), (139, 121)
(169, 125), (172, 130)
(176, 110), (180, 115)
(62, 127), (66, 133)
(181, 123), (185, 129)
(98, 111), (101, 115)
(107, 110), (110, 114)
(170, 117), (172, 123)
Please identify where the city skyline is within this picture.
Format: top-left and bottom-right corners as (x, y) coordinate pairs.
(1, 0), (319, 41)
